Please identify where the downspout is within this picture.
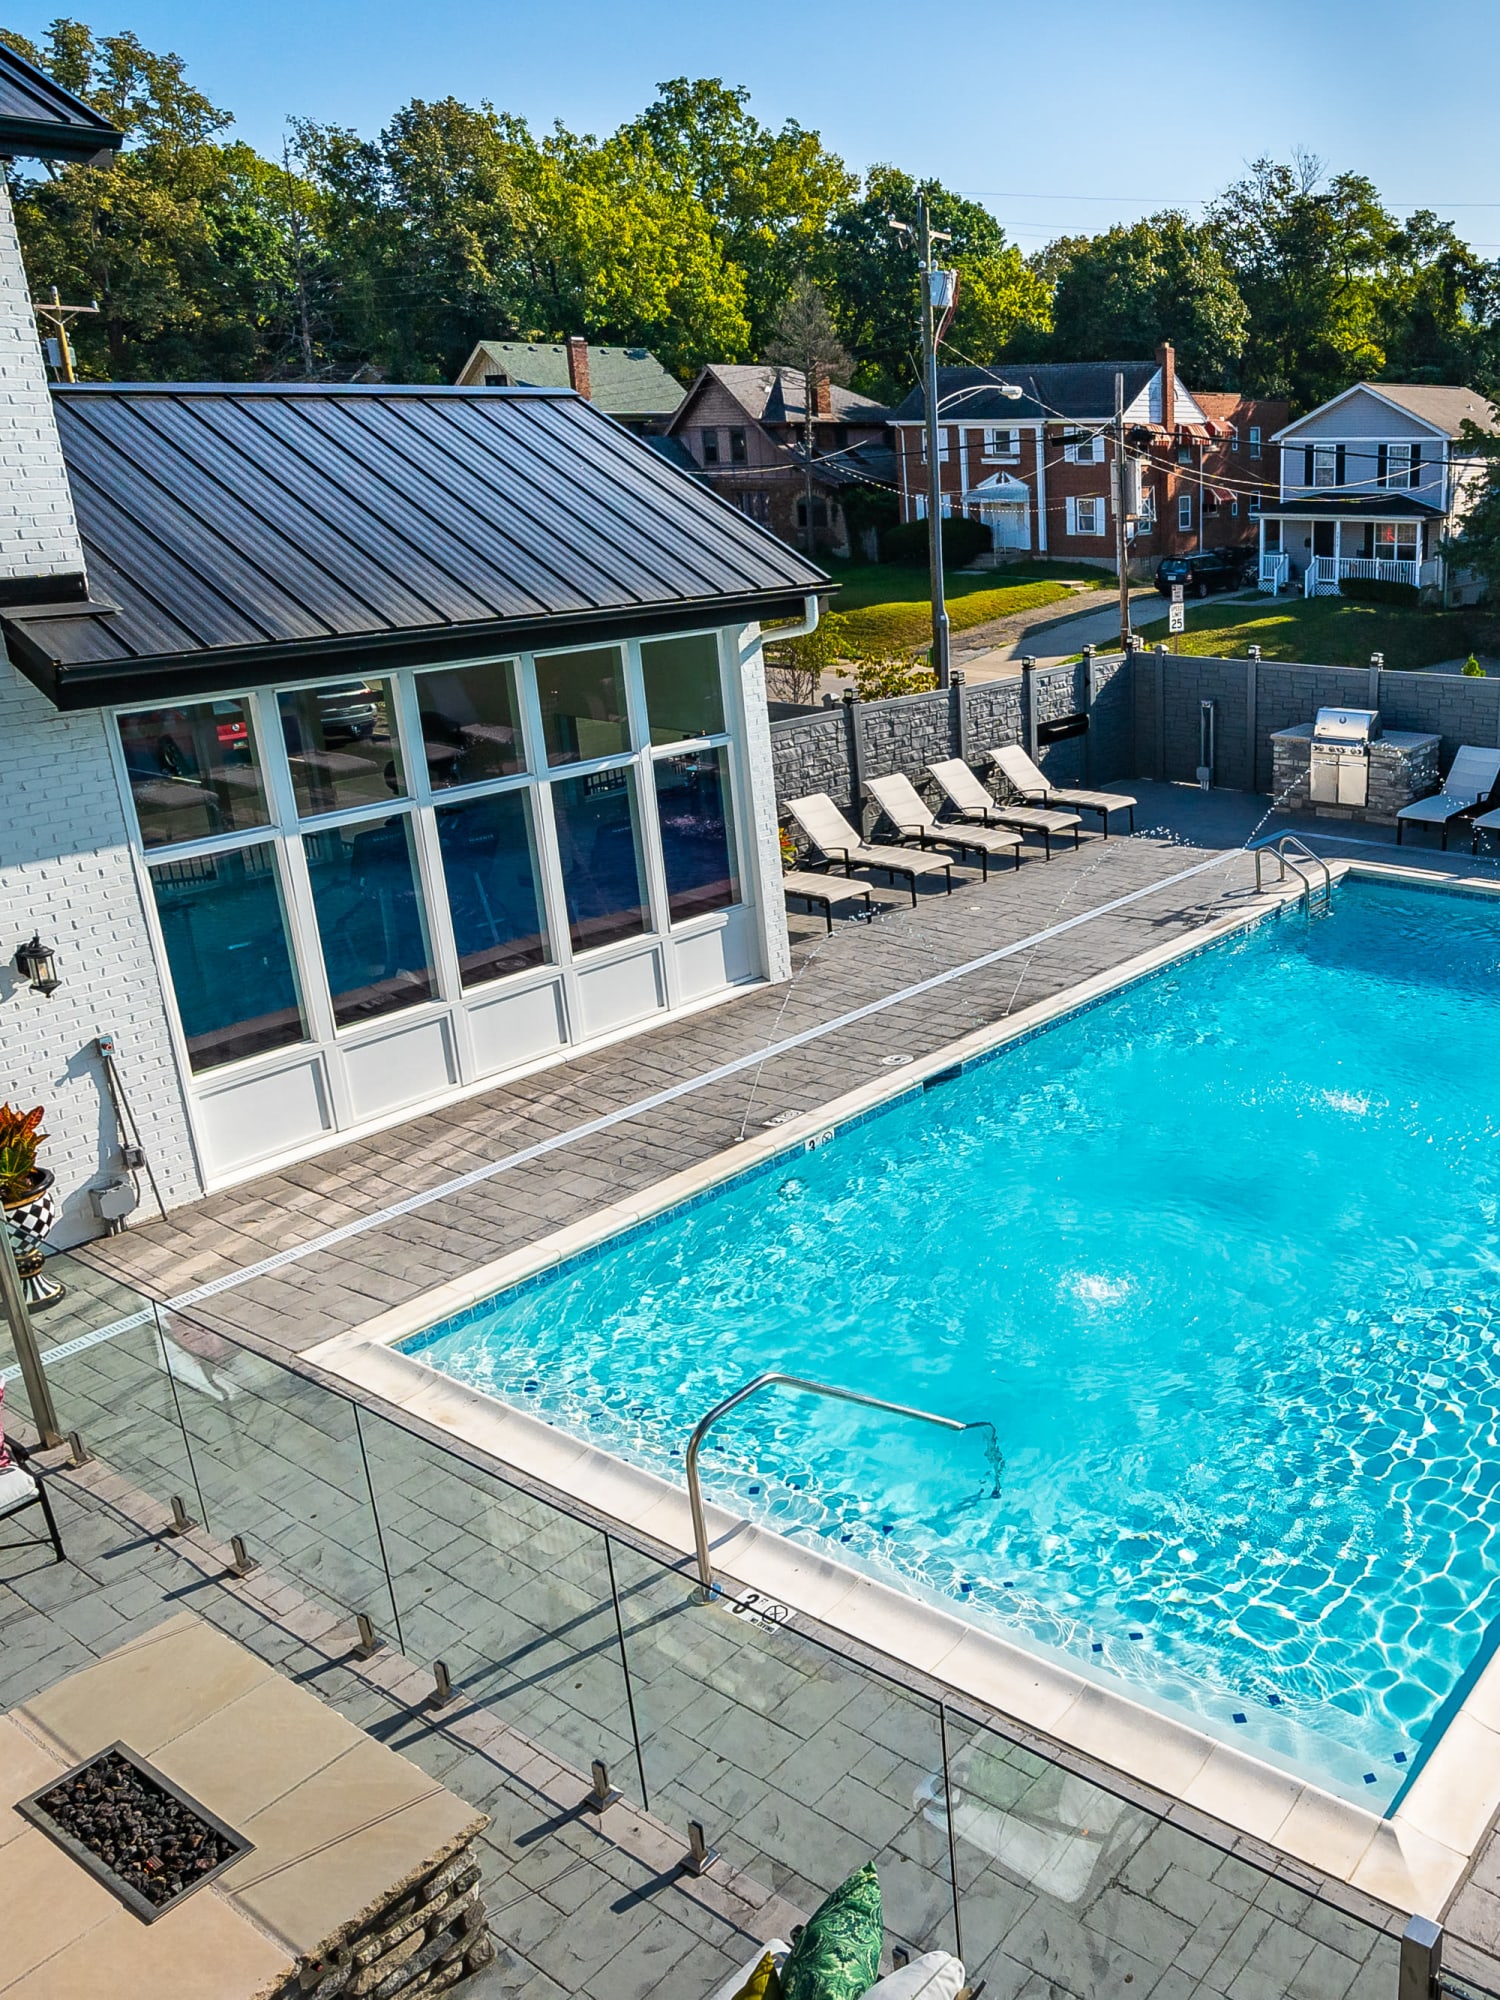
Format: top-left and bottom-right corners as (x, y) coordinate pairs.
(771, 593), (822, 642)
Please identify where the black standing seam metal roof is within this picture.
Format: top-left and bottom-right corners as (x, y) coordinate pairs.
(4, 384), (828, 709)
(0, 44), (122, 163)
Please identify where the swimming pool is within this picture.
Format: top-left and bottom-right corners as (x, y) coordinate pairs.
(405, 876), (1500, 1809)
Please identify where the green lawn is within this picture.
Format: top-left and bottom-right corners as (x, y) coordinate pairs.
(1132, 592), (1499, 672)
(805, 557), (1104, 659)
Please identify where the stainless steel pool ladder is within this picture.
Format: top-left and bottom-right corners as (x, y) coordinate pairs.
(685, 1372), (1001, 1603)
(1253, 834), (1332, 920)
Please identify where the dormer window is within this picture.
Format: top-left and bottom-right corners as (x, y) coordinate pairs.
(1312, 445), (1337, 488)
(484, 372), (510, 387)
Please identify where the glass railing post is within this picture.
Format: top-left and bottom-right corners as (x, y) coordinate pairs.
(0, 1216), (61, 1444)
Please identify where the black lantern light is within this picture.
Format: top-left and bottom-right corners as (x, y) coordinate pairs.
(14, 935), (60, 997)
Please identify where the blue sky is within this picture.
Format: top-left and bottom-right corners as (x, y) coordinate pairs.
(10, 0), (1500, 253)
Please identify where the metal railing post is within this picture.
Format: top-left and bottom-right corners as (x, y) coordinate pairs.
(685, 1372), (1001, 1602)
(1399, 1916), (1442, 2000)
(0, 1216), (61, 1445)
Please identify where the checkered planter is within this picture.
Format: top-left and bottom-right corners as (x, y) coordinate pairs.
(3, 1170), (65, 1309)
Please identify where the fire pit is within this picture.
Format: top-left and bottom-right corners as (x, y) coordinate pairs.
(17, 1741), (252, 1921)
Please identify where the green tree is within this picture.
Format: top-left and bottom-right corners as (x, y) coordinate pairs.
(627, 77), (855, 352)
(766, 272), (850, 550)
(1044, 212), (1247, 382)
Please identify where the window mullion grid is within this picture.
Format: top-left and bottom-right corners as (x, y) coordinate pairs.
(623, 638), (677, 963)
(392, 668), (464, 1013)
(515, 649), (578, 1001)
(253, 687), (343, 1058)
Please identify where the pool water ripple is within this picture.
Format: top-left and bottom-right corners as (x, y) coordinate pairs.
(409, 880), (1500, 1806)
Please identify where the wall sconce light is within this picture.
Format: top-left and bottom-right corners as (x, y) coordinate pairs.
(14, 935), (60, 998)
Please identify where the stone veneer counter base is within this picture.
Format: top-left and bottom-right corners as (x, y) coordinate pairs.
(0, 1612), (490, 1999)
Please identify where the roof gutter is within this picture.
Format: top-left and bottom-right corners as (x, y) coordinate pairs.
(770, 594), (822, 642)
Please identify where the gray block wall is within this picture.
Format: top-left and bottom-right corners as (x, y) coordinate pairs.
(1131, 649), (1500, 793)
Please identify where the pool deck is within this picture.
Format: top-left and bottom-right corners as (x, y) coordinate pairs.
(45, 782), (1500, 1987)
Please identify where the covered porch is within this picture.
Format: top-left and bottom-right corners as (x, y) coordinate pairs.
(962, 470), (1032, 550)
(1256, 499), (1444, 596)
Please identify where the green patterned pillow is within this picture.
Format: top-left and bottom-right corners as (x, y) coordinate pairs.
(780, 1863), (883, 2000)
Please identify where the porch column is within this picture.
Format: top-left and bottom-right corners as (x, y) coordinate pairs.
(1034, 424), (1048, 552)
(1333, 518), (1342, 588)
(1257, 514), (1265, 578)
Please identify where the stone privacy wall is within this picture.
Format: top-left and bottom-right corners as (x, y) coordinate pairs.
(769, 651), (1131, 835)
(285, 1840), (492, 2000)
(1131, 648), (1500, 793)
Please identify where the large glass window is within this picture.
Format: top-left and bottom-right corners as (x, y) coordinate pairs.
(149, 844), (305, 1071)
(279, 679), (404, 816)
(303, 814), (434, 1026)
(551, 768), (648, 953)
(654, 748), (738, 923)
(640, 633), (725, 745)
(534, 646), (630, 767)
(416, 660), (525, 789)
(119, 698), (269, 849)
(435, 791), (547, 987)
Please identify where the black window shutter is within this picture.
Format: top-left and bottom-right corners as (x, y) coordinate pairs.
(1378, 444), (1388, 488)
(1409, 444), (1421, 486)
(1304, 446), (1314, 485)
(1335, 445), (1346, 486)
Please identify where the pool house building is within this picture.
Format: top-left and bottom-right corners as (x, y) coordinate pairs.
(0, 201), (820, 1243)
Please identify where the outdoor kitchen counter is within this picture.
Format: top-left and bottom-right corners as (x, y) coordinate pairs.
(1272, 722), (1441, 824)
(0, 1612), (488, 2000)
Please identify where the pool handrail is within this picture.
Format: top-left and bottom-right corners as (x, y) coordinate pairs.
(685, 1371), (1000, 1603)
(1252, 833), (1332, 918)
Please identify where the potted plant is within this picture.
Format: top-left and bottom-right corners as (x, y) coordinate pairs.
(1, 1104), (65, 1309)
(779, 826), (799, 873)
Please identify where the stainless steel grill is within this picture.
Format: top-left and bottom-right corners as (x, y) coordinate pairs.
(1309, 706), (1380, 807)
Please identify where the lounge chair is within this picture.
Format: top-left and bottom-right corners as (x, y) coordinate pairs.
(865, 772), (1024, 880)
(0, 1433), (65, 1564)
(785, 793), (954, 905)
(782, 869), (874, 931)
(1396, 747), (1500, 849)
(986, 743), (1137, 835)
(927, 759), (1081, 858)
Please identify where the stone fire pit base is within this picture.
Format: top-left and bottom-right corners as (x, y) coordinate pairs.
(1, 1614), (490, 2000)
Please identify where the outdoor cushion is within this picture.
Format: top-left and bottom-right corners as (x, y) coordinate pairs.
(864, 1952), (966, 2000)
(730, 1951), (783, 2000)
(780, 1863), (883, 2000)
(708, 1943), (791, 2000)
(0, 1465), (39, 1518)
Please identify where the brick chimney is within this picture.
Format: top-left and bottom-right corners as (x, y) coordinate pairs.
(808, 366), (832, 420)
(1156, 340), (1176, 435)
(565, 334), (592, 401)
(0, 179), (87, 602)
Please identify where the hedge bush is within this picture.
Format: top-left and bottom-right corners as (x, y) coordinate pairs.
(879, 516), (991, 567)
(1339, 577), (1420, 607)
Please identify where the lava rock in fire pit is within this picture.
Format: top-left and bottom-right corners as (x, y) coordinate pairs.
(31, 1746), (245, 1914)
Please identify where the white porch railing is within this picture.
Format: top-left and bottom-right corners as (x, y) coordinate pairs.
(1303, 554), (1434, 596)
(1259, 553), (1289, 594)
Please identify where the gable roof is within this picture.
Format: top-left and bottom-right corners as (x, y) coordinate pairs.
(890, 361), (1208, 430)
(2, 384), (825, 710)
(1276, 382), (1500, 441)
(0, 42), (122, 164)
(455, 340), (684, 418)
(675, 364), (890, 429)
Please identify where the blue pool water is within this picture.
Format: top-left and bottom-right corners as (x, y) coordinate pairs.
(408, 879), (1500, 1806)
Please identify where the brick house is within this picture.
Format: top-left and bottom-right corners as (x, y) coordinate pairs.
(663, 365), (894, 554)
(891, 346), (1285, 569)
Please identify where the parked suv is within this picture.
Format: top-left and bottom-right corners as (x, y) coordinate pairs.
(1154, 548), (1255, 598)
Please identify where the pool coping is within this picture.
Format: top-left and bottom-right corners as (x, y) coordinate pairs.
(307, 855), (1500, 1921)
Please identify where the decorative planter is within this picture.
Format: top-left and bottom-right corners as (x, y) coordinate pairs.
(3, 1168), (65, 1310)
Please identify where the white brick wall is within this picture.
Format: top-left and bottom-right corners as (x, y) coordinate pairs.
(0, 177), (86, 587)
(0, 649), (203, 1244)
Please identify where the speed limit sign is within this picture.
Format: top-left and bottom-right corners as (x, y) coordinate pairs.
(1169, 599), (1186, 634)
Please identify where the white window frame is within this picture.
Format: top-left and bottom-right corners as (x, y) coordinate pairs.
(107, 631), (755, 1168)
(1312, 445), (1337, 489)
(982, 425), (1020, 461)
(1386, 442), (1415, 489)
(1064, 432), (1103, 465)
(1227, 426), (1239, 453)
(1068, 495), (1104, 536)
(1249, 490), (1262, 516)
(1178, 493), (1193, 532)
(1249, 427), (1262, 459)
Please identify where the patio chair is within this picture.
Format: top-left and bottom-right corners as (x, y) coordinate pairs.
(0, 1434), (65, 1564)
(785, 794), (954, 906)
(927, 759), (1081, 859)
(865, 772), (1023, 880)
(986, 743), (1137, 836)
(1397, 747), (1500, 849)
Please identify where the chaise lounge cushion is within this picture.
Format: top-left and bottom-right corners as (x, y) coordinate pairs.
(730, 1951), (783, 2000)
(863, 1952), (967, 2000)
(0, 1466), (39, 1519)
(780, 1863), (883, 2000)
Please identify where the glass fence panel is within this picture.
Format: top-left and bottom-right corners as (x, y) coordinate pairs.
(357, 1407), (637, 1782)
(156, 1309), (396, 1637)
(613, 1542), (955, 1959)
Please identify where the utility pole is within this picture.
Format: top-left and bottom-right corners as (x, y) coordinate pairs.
(1113, 371), (1133, 653)
(919, 192), (955, 686)
(33, 287), (98, 384)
